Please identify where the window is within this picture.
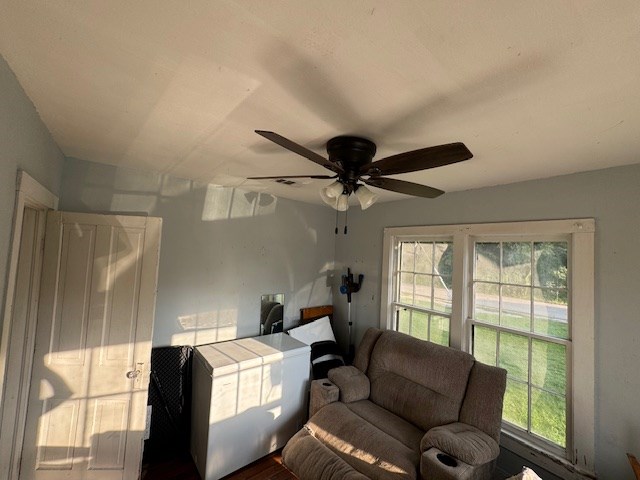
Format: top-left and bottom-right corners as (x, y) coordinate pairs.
(392, 240), (453, 346)
(471, 240), (569, 455)
(381, 220), (594, 478)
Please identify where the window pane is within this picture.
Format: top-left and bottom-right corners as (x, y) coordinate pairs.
(532, 340), (566, 395)
(433, 278), (452, 314)
(475, 242), (500, 282)
(474, 282), (499, 324)
(499, 332), (529, 382)
(501, 285), (531, 331)
(534, 287), (568, 306)
(430, 314), (449, 346)
(399, 273), (414, 304)
(415, 242), (433, 274)
(411, 311), (429, 340)
(400, 242), (415, 271)
(534, 288), (569, 339)
(397, 308), (411, 335)
(533, 288), (569, 338)
(414, 274), (432, 308)
(531, 388), (566, 448)
(502, 242), (531, 285)
(434, 242), (453, 282)
(503, 379), (528, 430)
(534, 242), (567, 288)
(473, 326), (497, 366)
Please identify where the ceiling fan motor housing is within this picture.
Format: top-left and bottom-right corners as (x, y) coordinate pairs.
(327, 136), (377, 188)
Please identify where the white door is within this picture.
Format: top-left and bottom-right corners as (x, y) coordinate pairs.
(19, 211), (162, 480)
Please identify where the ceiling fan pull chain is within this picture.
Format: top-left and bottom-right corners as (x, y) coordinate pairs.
(335, 208), (339, 235)
(344, 208), (348, 235)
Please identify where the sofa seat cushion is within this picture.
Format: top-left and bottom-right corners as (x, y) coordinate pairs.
(283, 429), (369, 480)
(346, 400), (424, 452)
(306, 402), (420, 480)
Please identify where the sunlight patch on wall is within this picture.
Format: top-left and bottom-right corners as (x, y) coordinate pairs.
(250, 191), (278, 216)
(267, 405), (282, 420)
(172, 309), (238, 346)
(318, 261), (336, 274)
(39, 378), (55, 401)
(113, 168), (162, 192)
(109, 193), (158, 213)
(160, 175), (194, 197)
(306, 226), (318, 244)
(201, 184), (277, 221)
(75, 188), (107, 211)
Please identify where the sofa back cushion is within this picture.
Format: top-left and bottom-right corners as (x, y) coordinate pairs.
(353, 328), (383, 373)
(459, 361), (507, 442)
(367, 330), (475, 432)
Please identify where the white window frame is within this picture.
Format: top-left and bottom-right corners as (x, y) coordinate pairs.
(380, 219), (595, 479)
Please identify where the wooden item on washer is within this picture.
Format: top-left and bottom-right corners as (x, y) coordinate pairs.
(300, 305), (333, 325)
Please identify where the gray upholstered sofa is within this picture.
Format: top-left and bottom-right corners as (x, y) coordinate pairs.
(282, 328), (507, 480)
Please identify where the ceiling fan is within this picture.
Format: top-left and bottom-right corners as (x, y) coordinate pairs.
(250, 130), (473, 210)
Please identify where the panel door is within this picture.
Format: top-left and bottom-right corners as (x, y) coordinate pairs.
(19, 212), (161, 480)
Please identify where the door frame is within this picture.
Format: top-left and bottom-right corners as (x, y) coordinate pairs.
(0, 171), (58, 480)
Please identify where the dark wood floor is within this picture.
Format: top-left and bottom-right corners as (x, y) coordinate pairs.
(141, 449), (512, 479)
(141, 450), (297, 480)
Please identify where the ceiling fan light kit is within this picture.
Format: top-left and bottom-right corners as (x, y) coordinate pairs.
(319, 181), (343, 209)
(319, 179), (378, 211)
(250, 130), (473, 212)
(321, 191), (350, 212)
(336, 193), (350, 212)
(323, 180), (345, 199)
(355, 184), (378, 210)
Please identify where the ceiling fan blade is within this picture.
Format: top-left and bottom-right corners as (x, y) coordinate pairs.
(247, 174), (336, 180)
(364, 177), (445, 199)
(362, 142), (472, 176)
(255, 130), (343, 173)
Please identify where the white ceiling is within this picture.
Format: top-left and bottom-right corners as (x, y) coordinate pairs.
(2, 1), (640, 205)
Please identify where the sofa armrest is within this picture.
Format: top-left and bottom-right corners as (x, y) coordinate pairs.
(309, 379), (339, 417)
(327, 365), (370, 403)
(420, 422), (500, 466)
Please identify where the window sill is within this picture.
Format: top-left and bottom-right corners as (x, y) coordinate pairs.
(501, 432), (596, 480)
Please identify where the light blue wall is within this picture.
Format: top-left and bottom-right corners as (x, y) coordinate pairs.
(60, 157), (336, 346)
(0, 55), (65, 334)
(333, 163), (640, 479)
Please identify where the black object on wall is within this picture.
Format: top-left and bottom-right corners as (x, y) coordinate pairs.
(340, 268), (363, 360)
(143, 346), (193, 461)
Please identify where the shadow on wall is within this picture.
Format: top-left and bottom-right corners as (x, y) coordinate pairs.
(60, 158), (335, 347)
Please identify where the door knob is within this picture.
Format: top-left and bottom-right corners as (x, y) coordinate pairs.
(127, 362), (145, 388)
